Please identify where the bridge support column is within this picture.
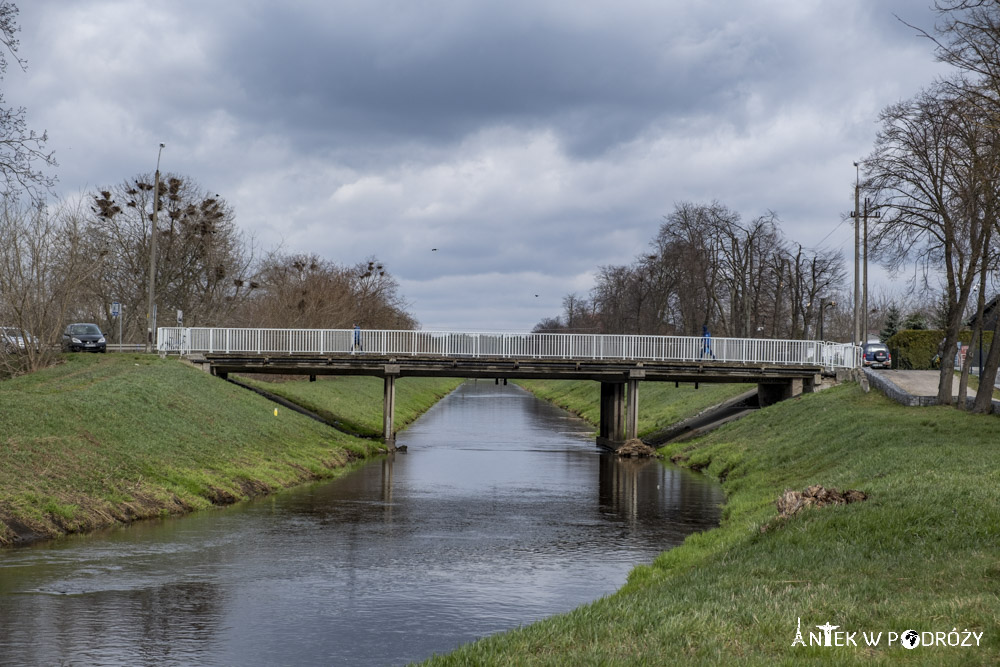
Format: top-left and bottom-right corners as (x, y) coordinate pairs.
(757, 378), (803, 407)
(383, 365), (400, 449)
(626, 378), (639, 441)
(597, 382), (625, 449)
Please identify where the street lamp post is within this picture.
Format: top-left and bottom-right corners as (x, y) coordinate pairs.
(819, 298), (836, 341)
(146, 143), (165, 353)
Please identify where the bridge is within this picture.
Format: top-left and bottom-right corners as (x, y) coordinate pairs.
(158, 327), (860, 450)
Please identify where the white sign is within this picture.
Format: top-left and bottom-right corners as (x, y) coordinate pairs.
(111, 301), (121, 317)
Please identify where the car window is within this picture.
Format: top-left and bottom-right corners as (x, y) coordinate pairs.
(69, 324), (101, 335)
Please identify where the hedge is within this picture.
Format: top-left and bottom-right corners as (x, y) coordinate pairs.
(885, 329), (994, 370)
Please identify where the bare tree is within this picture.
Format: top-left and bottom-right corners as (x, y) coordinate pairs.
(531, 316), (564, 333)
(795, 247), (847, 340)
(589, 264), (633, 334)
(866, 83), (996, 404)
(543, 201), (845, 340)
(0, 198), (99, 374)
(656, 202), (731, 334)
(235, 253), (416, 330)
(0, 2), (55, 201)
(86, 174), (255, 338)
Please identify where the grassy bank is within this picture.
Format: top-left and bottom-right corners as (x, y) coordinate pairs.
(430, 383), (1000, 664)
(0, 354), (459, 546)
(516, 379), (753, 438)
(237, 374), (461, 436)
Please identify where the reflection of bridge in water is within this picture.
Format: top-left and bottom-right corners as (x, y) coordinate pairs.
(159, 327), (860, 449)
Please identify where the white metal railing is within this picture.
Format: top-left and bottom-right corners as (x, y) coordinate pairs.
(157, 327), (861, 369)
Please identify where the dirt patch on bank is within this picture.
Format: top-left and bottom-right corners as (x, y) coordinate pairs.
(759, 485), (867, 533)
(776, 485), (867, 517)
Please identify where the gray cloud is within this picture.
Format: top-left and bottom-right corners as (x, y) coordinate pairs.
(9, 0), (947, 330)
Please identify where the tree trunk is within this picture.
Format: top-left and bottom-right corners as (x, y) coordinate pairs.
(937, 326), (960, 405)
(959, 271), (988, 408)
(958, 329), (977, 409)
(973, 317), (1000, 413)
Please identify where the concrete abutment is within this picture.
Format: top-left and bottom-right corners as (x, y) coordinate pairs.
(757, 378), (803, 407)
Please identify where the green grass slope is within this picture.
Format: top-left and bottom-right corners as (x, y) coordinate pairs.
(237, 374), (462, 436)
(0, 355), (457, 545)
(429, 384), (1000, 665)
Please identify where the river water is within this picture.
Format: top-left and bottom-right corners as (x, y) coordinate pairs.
(0, 381), (723, 666)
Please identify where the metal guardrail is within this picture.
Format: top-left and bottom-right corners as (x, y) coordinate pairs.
(157, 327), (862, 369)
(107, 343), (147, 353)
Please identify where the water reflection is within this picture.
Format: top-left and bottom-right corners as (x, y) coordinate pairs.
(0, 380), (723, 666)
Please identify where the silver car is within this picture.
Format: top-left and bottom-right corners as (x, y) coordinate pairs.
(1, 327), (37, 353)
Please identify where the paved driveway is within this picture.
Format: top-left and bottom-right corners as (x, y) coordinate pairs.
(874, 370), (955, 398)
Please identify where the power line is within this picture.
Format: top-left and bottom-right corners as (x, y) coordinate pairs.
(806, 216), (851, 252)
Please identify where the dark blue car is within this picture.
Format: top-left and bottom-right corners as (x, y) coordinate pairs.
(62, 323), (107, 353)
(862, 343), (891, 368)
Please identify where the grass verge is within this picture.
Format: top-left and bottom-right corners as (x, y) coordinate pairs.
(428, 383), (1000, 665)
(236, 374), (462, 436)
(516, 379), (753, 438)
(0, 354), (459, 546)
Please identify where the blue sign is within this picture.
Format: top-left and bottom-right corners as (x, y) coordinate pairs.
(111, 301), (121, 317)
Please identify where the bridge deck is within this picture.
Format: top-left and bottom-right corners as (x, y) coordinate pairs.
(160, 327), (860, 372)
(196, 352), (826, 384)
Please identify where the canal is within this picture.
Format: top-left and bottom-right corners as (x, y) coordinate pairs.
(0, 381), (723, 666)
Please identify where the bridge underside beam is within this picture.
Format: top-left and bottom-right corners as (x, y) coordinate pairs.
(199, 354), (827, 385)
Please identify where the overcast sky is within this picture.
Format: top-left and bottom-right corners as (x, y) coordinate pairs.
(7, 1), (948, 331)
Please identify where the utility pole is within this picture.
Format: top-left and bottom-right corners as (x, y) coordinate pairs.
(146, 143), (165, 353)
(861, 197), (880, 345)
(851, 162), (861, 346)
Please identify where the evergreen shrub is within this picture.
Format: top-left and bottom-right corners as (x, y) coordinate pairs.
(885, 329), (994, 369)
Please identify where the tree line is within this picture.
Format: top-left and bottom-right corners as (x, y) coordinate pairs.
(535, 202), (847, 342)
(0, 7), (414, 376)
(0, 174), (416, 374)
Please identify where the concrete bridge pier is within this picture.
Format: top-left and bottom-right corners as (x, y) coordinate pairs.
(597, 374), (641, 450)
(626, 369), (644, 441)
(597, 382), (625, 449)
(383, 365), (399, 449)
